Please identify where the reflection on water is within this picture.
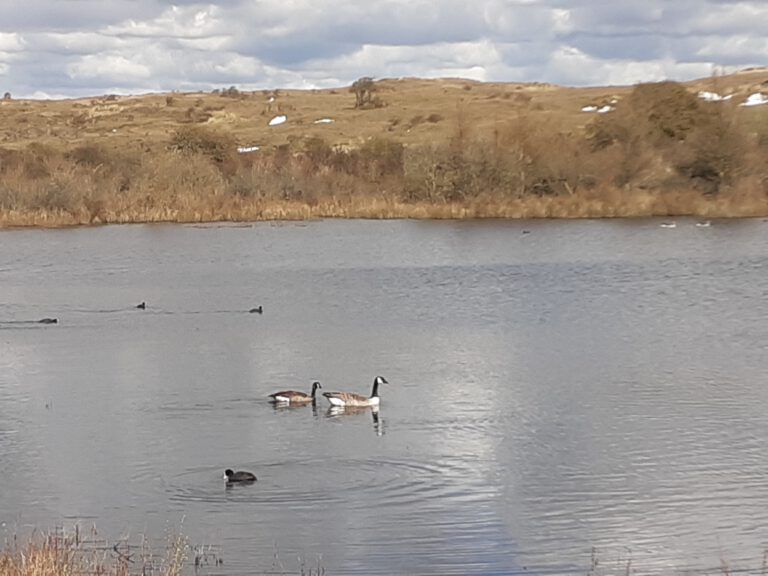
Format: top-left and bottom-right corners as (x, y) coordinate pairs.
(326, 405), (384, 436)
(1, 218), (768, 575)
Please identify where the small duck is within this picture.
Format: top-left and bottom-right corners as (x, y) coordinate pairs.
(249, 306), (263, 314)
(136, 302), (146, 310)
(269, 381), (322, 405)
(323, 376), (388, 408)
(224, 469), (257, 483)
(38, 318), (58, 324)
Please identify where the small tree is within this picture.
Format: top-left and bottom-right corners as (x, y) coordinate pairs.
(350, 77), (376, 109)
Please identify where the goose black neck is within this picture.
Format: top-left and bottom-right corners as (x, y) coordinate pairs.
(371, 378), (380, 398)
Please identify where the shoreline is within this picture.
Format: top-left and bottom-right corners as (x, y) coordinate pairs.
(1, 192), (766, 230)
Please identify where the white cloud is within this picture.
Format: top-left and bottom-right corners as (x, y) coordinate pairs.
(67, 53), (152, 82)
(0, 32), (25, 52)
(0, 0), (765, 98)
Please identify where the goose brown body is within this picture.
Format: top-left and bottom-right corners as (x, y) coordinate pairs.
(269, 381), (322, 404)
(323, 376), (387, 407)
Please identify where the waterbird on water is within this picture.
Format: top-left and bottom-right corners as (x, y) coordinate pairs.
(38, 318), (58, 324)
(269, 381), (322, 405)
(136, 302), (146, 309)
(224, 469), (257, 483)
(323, 376), (387, 408)
(249, 306), (263, 314)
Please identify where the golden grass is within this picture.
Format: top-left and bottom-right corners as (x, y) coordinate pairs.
(1, 71), (767, 228)
(0, 527), (186, 576)
(1, 188), (765, 229)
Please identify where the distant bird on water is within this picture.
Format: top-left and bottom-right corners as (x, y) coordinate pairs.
(38, 318), (58, 324)
(224, 469), (257, 483)
(269, 381), (322, 405)
(136, 302), (146, 309)
(249, 306), (263, 314)
(323, 376), (388, 408)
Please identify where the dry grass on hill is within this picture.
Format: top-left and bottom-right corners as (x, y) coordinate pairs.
(1, 70), (767, 227)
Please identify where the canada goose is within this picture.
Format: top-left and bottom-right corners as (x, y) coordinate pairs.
(136, 302), (146, 309)
(323, 376), (387, 408)
(249, 306), (263, 314)
(269, 381), (322, 405)
(224, 469), (256, 483)
(38, 318), (58, 324)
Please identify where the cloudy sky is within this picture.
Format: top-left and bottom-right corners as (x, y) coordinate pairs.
(0, 0), (766, 98)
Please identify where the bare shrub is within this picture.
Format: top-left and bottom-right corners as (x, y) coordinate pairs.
(220, 86), (241, 99)
(357, 137), (405, 180)
(673, 104), (751, 195)
(66, 143), (141, 193)
(587, 81), (754, 194)
(169, 126), (238, 174)
(302, 136), (335, 166)
(350, 77), (384, 109)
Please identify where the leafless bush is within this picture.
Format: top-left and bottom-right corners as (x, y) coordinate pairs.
(350, 77), (384, 109)
(169, 126), (238, 174)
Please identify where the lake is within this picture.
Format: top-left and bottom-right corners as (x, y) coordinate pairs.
(1, 218), (768, 575)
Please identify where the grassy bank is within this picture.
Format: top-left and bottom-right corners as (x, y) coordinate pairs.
(1, 72), (767, 227)
(0, 527), (186, 576)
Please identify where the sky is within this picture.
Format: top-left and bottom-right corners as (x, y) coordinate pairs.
(0, 0), (766, 99)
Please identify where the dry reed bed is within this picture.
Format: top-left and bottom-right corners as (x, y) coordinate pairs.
(0, 527), (186, 576)
(1, 81), (766, 228)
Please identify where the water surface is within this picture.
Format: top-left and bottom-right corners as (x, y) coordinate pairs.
(1, 218), (768, 575)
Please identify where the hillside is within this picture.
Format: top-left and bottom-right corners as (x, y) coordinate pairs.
(0, 69), (767, 226)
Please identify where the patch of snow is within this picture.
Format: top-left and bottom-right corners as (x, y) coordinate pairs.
(237, 146), (260, 153)
(740, 92), (768, 107)
(313, 118), (334, 124)
(581, 105), (598, 113)
(698, 91), (732, 102)
(268, 115), (287, 126)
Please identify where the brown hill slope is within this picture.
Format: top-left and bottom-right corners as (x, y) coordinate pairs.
(0, 71), (767, 226)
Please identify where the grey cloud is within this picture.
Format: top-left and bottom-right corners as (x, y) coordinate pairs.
(565, 33), (669, 62)
(0, 0), (766, 98)
(0, 1), (160, 32)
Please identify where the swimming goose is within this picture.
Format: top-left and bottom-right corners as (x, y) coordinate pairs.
(269, 381), (322, 405)
(323, 376), (387, 408)
(224, 469), (257, 483)
(136, 302), (146, 309)
(249, 306), (263, 314)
